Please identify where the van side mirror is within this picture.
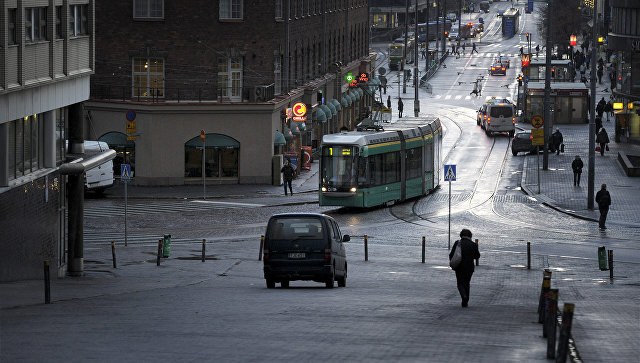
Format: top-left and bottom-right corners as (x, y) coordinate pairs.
(342, 235), (350, 242)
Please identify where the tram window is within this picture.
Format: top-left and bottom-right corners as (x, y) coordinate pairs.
(357, 156), (367, 186)
(384, 152), (400, 184)
(369, 154), (384, 186)
(406, 147), (421, 179)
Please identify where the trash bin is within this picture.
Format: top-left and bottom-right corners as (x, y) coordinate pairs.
(163, 234), (171, 258)
(598, 246), (608, 270)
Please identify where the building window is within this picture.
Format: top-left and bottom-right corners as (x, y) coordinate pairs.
(7, 115), (44, 180)
(134, 0), (164, 19)
(220, 0), (243, 20)
(274, 56), (282, 95)
(56, 109), (66, 164)
(69, 4), (88, 36)
(132, 58), (165, 98)
(55, 6), (63, 39)
(8, 9), (17, 45)
(275, 0), (283, 19)
(218, 57), (243, 101)
(184, 134), (239, 179)
(25, 7), (47, 42)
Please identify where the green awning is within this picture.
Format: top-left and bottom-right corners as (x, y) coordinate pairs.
(185, 133), (240, 148)
(350, 91), (359, 101)
(313, 107), (327, 123)
(98, 131), (135, 149)
(341, 96), (351, 107)
(326, 102), (337, 115)
(320, 104), (333, 118)
(293, 121), (306, 131)
(356, 88), (364, 97)
(291, 124), (300, 135)
(274, 131), (286, 146)
(330, 99), (342, 111)
(283, 127), (293, 140)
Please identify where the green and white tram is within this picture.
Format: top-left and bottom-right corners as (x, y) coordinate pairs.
(319, 116), (442, 208)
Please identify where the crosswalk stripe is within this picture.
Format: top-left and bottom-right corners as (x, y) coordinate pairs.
(455, 95), (462, 100)
(84, 199), (263, 218)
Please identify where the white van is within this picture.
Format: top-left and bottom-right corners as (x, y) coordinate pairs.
(449, 25), (459, 41)
(67, 140), (114, 193)
(477, 98), (516, 137)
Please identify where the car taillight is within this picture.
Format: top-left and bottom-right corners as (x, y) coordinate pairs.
(324, 245), (331, 260)
(263, 248), (269, 260)
(487, 117), (491, 124)
(491, 67), (495, 70)
(502, 67), (505, 71)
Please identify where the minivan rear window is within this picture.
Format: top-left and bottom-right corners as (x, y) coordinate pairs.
(490, 106), (513, 118)
(268, 217), (324, 239)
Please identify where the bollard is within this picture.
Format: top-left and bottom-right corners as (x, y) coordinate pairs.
(421, 236), (425, 264)
(111, 241), (117, 268)
(538, 270), (552, 323)
(157, 239), (162, 266)
(555, 303), (575, 363)
(608, 250), (614, 279)
(202, 239), (206, 262)
(546, 289), (558, 358)
(259, 235), (264, 261)
(475, 239), (479, 266)
(364, 235), (369, 261)
(527, 242), (531, 270)
(43, 260), (51, 304)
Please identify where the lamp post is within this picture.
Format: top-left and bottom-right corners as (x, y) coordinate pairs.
(587, 0), (599, 209)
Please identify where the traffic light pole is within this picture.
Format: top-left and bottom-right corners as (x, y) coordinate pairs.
(587, 0), (598, 209)
(542, 0), (552, 170)
(403, 0), (409, 94)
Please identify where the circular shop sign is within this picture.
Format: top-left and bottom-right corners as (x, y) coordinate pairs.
(292, 102), (307, 117)
(531, 115), (544, 128)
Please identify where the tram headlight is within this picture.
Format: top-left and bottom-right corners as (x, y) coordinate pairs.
(321, 187), (327, 192)
(350, 187), (357, 193)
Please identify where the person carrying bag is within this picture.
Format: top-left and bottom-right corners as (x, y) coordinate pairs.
(449, 229), (481, 307)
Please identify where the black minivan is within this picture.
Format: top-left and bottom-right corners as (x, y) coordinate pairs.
(263, 213), (349, 288)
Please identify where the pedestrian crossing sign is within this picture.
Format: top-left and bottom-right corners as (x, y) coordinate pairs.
(121, 164), (132, 182)
(444, 164), (456, 181)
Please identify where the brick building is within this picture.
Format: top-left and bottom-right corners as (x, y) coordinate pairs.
(86, 0), (375, 185)
(1, 0), (97, 281)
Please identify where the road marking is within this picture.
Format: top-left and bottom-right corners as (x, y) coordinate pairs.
(445, 95), (452, 100)
(192, 200), (264, 207)
(455, 95), (462, 100)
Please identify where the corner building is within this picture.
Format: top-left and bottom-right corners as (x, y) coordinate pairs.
(87, 0), (375, 185)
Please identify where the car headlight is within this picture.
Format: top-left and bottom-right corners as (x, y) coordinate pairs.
(321, 187), (327, 192)
(350, 187), (357, 193)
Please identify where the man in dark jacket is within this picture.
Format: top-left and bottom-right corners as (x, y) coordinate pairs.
(280, 159), (295, 196)
(596, 127), (610, 156)
(571, 155), (583, 186)
(449, 229), (481, 307)
(595, 184), (611, 230)
(552, 129), (563, 155)
(398, 98), (404, 118)
(596, 97), (606, 118)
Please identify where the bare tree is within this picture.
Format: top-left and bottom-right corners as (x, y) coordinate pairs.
(537, 0), (584, 57)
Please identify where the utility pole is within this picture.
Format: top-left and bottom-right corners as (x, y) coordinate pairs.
(284, 0), (290, 91)
(442, 0), (446, 56)
(414, 0), (419, 116)
(425, 0), (430, 71)
(588, 0), (598, 209)
(403, 0), (409, 94)
(542, 0), (552, 170)
(457, 0), (462, 52)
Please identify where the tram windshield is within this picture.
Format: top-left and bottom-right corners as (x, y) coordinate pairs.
(321, 146), (358, 188)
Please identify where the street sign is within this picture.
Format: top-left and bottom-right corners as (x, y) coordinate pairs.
(444, 164), (456, 181)
(531, 128), (545, 146)
(126, 110), (136, 122)
(531, 115), (544, 128)
(121, 164), (132, 181)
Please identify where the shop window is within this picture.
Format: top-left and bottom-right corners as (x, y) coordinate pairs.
(184, 134), (239, 179)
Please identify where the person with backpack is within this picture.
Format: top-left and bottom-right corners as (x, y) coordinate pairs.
(595, 184), (611, 230)
(449, 229), (481, 307)
(280, 159), (295, 196)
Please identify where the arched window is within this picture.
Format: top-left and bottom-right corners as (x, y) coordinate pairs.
(184, 133), (239, 179)
(98, 131), (136, 176)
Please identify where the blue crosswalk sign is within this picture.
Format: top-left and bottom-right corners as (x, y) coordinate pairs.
(444, 164), (456, 181)
(121, 164), (131, 182)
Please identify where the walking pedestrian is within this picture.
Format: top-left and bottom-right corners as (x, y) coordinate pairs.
(605, 100), (613, 122)
(595, 184), (611, 230)
(596, 97), (606, 118)
(595, 116), (602, 137)
(519, 46), (524, 56)
(462, 43), (466, 54)
(472, 43), (478, 54)
(552, 129), (563, 155)
(387, 95), (391, 109)
(398, 98), (404, 118)
(596, 127), (610, 156)
(535, 44), (540, 57)
(571, 155), (583, 187)
(449, 229), (481, 307)
(280, 159), (295, 196)
(452, 44), (456, 55)
(597, 67), (603, 84)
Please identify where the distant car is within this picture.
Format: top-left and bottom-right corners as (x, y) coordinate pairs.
(512, 131), (538, 155)
(496, 55), (510, 68)
(490, 62), (507, 75)
(263, 213), (349, 288)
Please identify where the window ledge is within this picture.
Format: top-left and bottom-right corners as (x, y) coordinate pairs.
(133, 17), (165, 21)
(219, 19), (244, 22)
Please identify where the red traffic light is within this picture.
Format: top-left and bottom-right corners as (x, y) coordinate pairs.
(467, 23), (473, 27)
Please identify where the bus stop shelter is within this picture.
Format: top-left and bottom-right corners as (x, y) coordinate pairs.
(525, 82), (589, 125)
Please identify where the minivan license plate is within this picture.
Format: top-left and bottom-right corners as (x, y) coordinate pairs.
(288, 253), (306, 259)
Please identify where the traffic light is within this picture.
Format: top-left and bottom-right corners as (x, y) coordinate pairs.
(467, 23), (473, 28)
(317, 90), (323, 104)
(517, 75), (523, 87)
(551, 68), (555, 78)
(526, 33), (530, 41)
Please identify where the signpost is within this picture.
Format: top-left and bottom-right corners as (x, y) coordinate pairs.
(201, 129), (206, 200)
(531, 115), (544, 193)
(121, 164), (132, 246)
(126, 110), (137, 141)
(444, 164), (457, 250)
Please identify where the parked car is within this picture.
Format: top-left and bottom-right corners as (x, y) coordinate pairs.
(490, 62), (507, 75)
(263, 213), (349, 288)
(511, 131), (538, 155)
